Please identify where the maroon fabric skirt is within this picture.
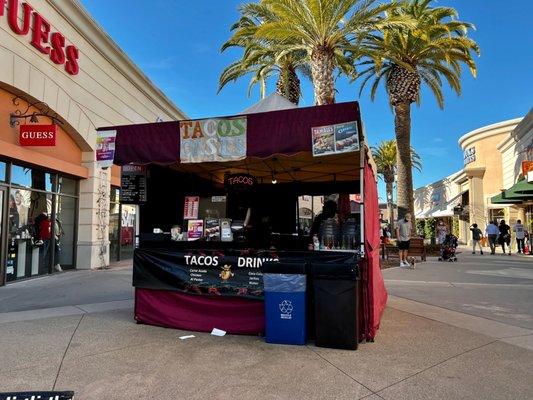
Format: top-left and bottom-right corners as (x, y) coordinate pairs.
(134, 288), (265, 335)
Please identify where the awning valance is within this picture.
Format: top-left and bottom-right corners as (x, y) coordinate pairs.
(99, 101), (361, 166)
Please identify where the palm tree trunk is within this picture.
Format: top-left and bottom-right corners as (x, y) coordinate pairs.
(310, 46), (335, 105)
(386, 180), (395, 231)
(276, 65), (301, 105)
(394, 101), (414, 224)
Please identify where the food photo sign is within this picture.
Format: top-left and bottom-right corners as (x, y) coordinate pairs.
(311, 121), (359, 157)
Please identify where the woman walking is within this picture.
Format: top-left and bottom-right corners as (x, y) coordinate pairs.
(498, 220), (512, 255)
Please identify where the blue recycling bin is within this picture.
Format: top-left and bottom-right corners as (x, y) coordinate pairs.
(264, 273), (307, 345)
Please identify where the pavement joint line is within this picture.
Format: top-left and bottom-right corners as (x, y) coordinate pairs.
(0, 301), (135, 324)
(374, 339), (500, 395)
(385, 280), (533, 288)
(66, 338), (179, 362)
(306, 345), (382, 398)
(388, 294), (533, 335)
(52, 314), (85, 391)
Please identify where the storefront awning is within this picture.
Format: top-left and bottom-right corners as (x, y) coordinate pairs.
(491, 179), (533, 204)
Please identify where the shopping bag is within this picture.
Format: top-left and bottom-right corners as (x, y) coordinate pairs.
(480, 237), (487, 247)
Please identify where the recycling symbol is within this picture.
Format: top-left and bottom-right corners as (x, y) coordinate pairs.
(279, 300), (293, 314)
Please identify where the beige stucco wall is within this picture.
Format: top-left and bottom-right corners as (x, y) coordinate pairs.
(1, 0), (187, 269)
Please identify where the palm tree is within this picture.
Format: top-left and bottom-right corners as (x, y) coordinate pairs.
(219, 3), (310, 104)
(255, 0), (410, 105)
(358, 0), (479, 218)
(372, 139), (422, 230)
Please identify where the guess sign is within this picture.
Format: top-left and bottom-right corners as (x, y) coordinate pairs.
(19, 124), (56, 146)
(1, 0), (80, 75)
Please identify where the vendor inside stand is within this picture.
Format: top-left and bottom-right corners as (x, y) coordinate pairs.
(138, 163), (361, 253)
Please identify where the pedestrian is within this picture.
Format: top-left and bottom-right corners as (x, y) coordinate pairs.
(470, 223), (484, 255)
(396, 213), (413, 268)
(498, 220), (511, 256)
(436, 219), (448, 245)
(485, 220), (499, 254)
(513, 219), (527, 254)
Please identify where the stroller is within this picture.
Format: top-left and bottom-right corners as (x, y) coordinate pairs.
(438, 233), (458, 262)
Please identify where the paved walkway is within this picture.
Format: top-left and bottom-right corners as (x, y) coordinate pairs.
(0, 258), (532, 399)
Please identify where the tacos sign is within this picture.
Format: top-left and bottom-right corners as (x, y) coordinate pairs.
(180, 117), (247, 163)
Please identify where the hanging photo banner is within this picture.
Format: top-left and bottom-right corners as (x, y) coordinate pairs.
(96, 130), (117, 168)
(311, 121), (359, 157)
(180, 117), (247, 163)
(183, 196), (200, 220)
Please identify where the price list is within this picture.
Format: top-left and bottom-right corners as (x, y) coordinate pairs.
(120, 165), (147, 204)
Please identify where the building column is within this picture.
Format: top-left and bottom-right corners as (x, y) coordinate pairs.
(76, 151), (110, 269)
(466, 167), (486, 245)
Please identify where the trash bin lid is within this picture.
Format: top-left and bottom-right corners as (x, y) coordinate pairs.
(261, 261), (307, 274)
(310, 262), (358, 279)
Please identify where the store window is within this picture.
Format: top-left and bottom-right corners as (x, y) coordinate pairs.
(6, 189), (53, 282)
(55, 195), (77, 269)
(2, 160), (79, 283)
(109, 187), (120, 262)
(121, 205), (137, 260)
(57, 176), (77, 196)
(11, 164), (54, 192)
(0, 161), (6, 182)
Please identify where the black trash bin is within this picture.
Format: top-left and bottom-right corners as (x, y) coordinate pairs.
(311, 262), (359, 350)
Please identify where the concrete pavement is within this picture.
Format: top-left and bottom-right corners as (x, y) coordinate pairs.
(0, 255), (532, 399)
(383, 247), (533, 329)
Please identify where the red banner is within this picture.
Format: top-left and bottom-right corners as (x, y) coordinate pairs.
(19, 124), (57, 146)
(522, 160), (533, 176)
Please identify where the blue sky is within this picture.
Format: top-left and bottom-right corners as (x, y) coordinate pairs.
(80, 0), (532, 198)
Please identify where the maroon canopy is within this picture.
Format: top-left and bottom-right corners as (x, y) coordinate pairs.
(99, 101), (361, 166)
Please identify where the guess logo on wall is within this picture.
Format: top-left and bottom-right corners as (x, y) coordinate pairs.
(1, 0), (80, 75)
(19, 124), (56, 146)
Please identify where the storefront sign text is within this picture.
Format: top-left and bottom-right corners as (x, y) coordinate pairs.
(463, 147), (476, 165)
(19, 124), (56, 146)
(180, 117), (247, 163)
(1, 0), (80, 75)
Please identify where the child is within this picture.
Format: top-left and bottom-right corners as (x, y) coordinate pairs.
(470, 223), (484, 255)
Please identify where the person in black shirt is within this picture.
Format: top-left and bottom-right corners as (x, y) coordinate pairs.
(309, 200), (338, 248)
(498, 220), (511, 255)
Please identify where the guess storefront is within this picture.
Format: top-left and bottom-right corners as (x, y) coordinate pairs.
(0, 0), (186, 285)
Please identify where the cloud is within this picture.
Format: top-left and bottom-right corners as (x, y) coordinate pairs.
(433, 137), (444, 143)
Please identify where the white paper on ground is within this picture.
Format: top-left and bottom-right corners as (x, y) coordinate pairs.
(211, 328), (226, 337)
(179, 335), (195, 340)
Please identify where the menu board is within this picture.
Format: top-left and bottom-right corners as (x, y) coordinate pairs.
(184, 196), (200, 220)
(312, 121), (359, 157)
(120, 165), (147, 204)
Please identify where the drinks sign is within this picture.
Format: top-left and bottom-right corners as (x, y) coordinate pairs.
(19, 124), (56, 146)
(180, 117), (247, 163)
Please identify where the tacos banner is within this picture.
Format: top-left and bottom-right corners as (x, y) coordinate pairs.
(180, 117), (247, 163)
(133, 248), (357, 300)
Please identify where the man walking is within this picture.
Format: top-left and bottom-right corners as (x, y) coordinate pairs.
(396, 213), (413, 268)
(470, 223), (484, 255)
(513, 219), (526, 254)
(485, 220), (499, 255)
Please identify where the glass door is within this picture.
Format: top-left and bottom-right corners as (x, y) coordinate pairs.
(0, 188), (4, 285)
